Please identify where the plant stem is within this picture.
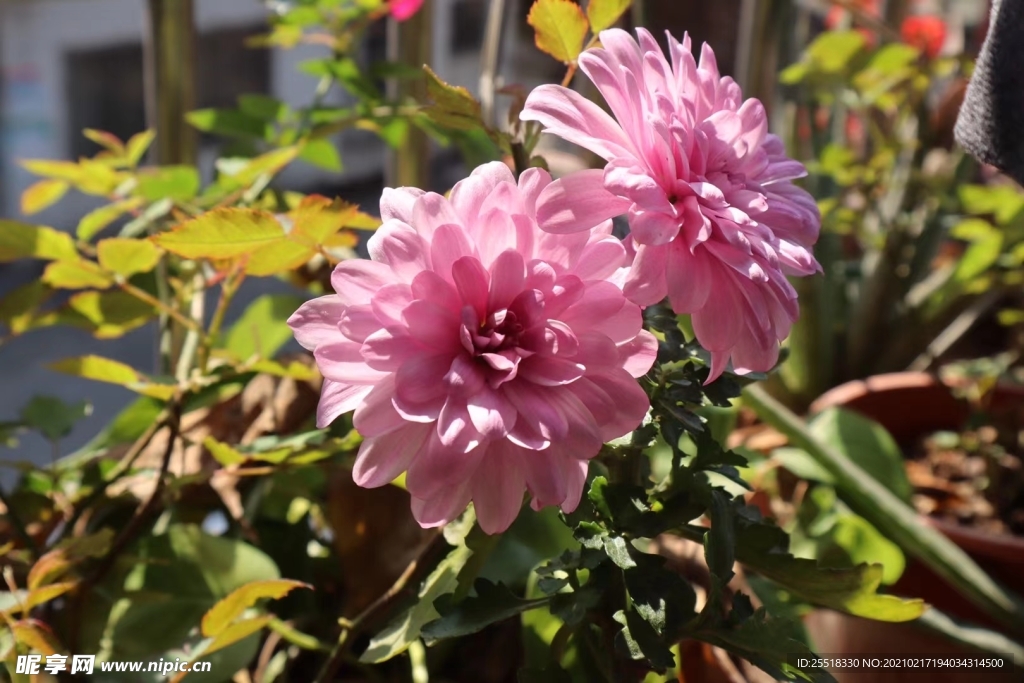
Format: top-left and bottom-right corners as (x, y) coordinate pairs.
(197, 270), (244, 373)
(313, 531), (448, 683)
(0, 486), (38, 558)
(119, 281), (203, 334)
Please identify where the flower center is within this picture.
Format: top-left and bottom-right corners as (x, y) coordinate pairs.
(459, 305), (527, 387)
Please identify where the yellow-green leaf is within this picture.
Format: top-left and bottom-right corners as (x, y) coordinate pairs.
(77, 197), (145, 241)
(248, 359), (318, 381)
(20, 180), (69, 215)
(10, 620), (63, 655)
(27, 529), (113, 590)
(204, 437), (248, 467)
(83, 129), (126, 155)
(0, 221), (77, 262)
(155, 208), (287, 260)
(136, 165), (201, 202)
(19, 583), (76, 614)
(289, 195), (361, 244)
(220, 146), (300, 188)
(245, 240), (316, 276)
(202, 616), (273, 658)
(202, 579), (311, 637)
(126, 130), (156, 167)
(48, 355), (175, 400)
(586, 0), (630, 32)
(42, 259), (114, 290)
(21, 158), (124, 196)
(57, 290), (155, 338)
(97, 238), (162, 277)
(0, 281), (52, 335)
(528, 0), (590, 63)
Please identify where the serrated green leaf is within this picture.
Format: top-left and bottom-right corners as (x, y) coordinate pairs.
(97, 238), (162, 277)
(20, 179), (69, 215)
(154, 208), (286, 260)
(586, 0), (630, 32)
(613, 608), (675, 670)
(704, 490), (736, 583)
(528, 0), (590, 63)
(602, 536), (636, 569)
(421, 579), (550, 644)
(0, 220), (78, 262)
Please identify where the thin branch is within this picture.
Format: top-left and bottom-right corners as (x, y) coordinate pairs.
(479, 0), (508, 126)
(120, 280), (204, 334)
(313, 531), (447, 683)
(0, 486), (38, 559)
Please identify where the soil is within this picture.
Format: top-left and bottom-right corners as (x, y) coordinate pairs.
(907, 426), (1024, 537)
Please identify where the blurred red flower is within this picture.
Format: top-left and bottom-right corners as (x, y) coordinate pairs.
(901, 15), (947, 58)
(390, 0), (424, 21)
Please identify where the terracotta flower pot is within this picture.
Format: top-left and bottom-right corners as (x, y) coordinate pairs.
(803, 372), (1023, 683)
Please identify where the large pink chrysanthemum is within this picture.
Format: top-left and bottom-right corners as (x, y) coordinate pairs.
(521, 29), (821, 381)
(288, 162), (657, 534)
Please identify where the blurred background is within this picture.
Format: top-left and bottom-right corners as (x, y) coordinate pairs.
(0, 0), (998, 463)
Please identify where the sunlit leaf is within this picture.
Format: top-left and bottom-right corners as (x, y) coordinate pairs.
(58, 289), (156, 338)
(48, 355), (175, 400)
(202, 579), (310, 637)
(0, 220), (77, 262)
(422, 65), (485, 131)
(42, 259), (114, 290)
(528, 0), (590, 64)
(125, 130), (156, 166)
(204, 437), (248, 467)
(136, 165), (201, 202)
(586, 0), (630, 32)
(0, 281), (52, 334)
(83, 129), (126, 155)
(10, 620), (62, 655)
(201, 616), (273, 658)
(27, 529), (113, 589)
(155, 209), (287, 260)
(187, 108), (272, 140)
(219, 146), (300, 188)
(298, 139), (343, 172)
(20, 179), (69, 215)
(77, 197), (145, 241)
(97, 238), (162, 278)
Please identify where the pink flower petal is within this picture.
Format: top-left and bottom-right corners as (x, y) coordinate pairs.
(288, 295), (343, 351)
(353, 423), (432, 487)
(317, 381), (373, 428)
(536, 170), (632, 234)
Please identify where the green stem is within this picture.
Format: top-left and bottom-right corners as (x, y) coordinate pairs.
(197, 271), (244, 373)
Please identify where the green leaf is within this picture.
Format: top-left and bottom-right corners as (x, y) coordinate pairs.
(19, 396), (91, 441)
(81, 524), (280, 659)
(772, 447), (836, 484)
(238, 94), (289, 123)
(586, 0), (630, 32)
(690, 606), (835, 682)
(96, 238), (162, 277)
(217, 146), (300, 188)
(155, 208), (286, 260)
(820, 514), (906, 585)
(953, 231), (1003, 284)
(125, 130), (156, 166)
(20, 179), (69, 215)
(613, 608), (675, 671)
(42, 259), (114, 290)
(0, 280), (52, 335)
(204, 437), (248, 466)
(48, 355), (175, 400)
(201, 616), (273, 658)
(808, 408), (913, 503)
(422, 65), (485, 132)
(421, 579), (550, 644)
(360, 512), (477, 663)
(136, 165), (201, 202)
(602, 535), (636, 569)
(704, 490), (736, 584)
(83, 129), (126, 155)
(202, 579), (310, 637)
(298, 139), (343, 172)
(528, 0), (590, 64)
(0, 220), (77, 262)
(327, 57), (381, 101)
(959, 184), (1024, 225)
(223, 294), (304, 361)
(76, 197), (145, 241)
(744, 384), (1024, 633)
(187, 108), (272, 140)
(58, 289), (156, 339)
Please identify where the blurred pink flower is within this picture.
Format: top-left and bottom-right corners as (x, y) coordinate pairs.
(289, 162), (657, 534)
(521, 29), (821, 381)
(389, 0), (424, 21)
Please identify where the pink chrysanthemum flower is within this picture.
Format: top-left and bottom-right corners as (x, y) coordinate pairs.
(288, 162), (657, 534)
(521, 29), (821, 381)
